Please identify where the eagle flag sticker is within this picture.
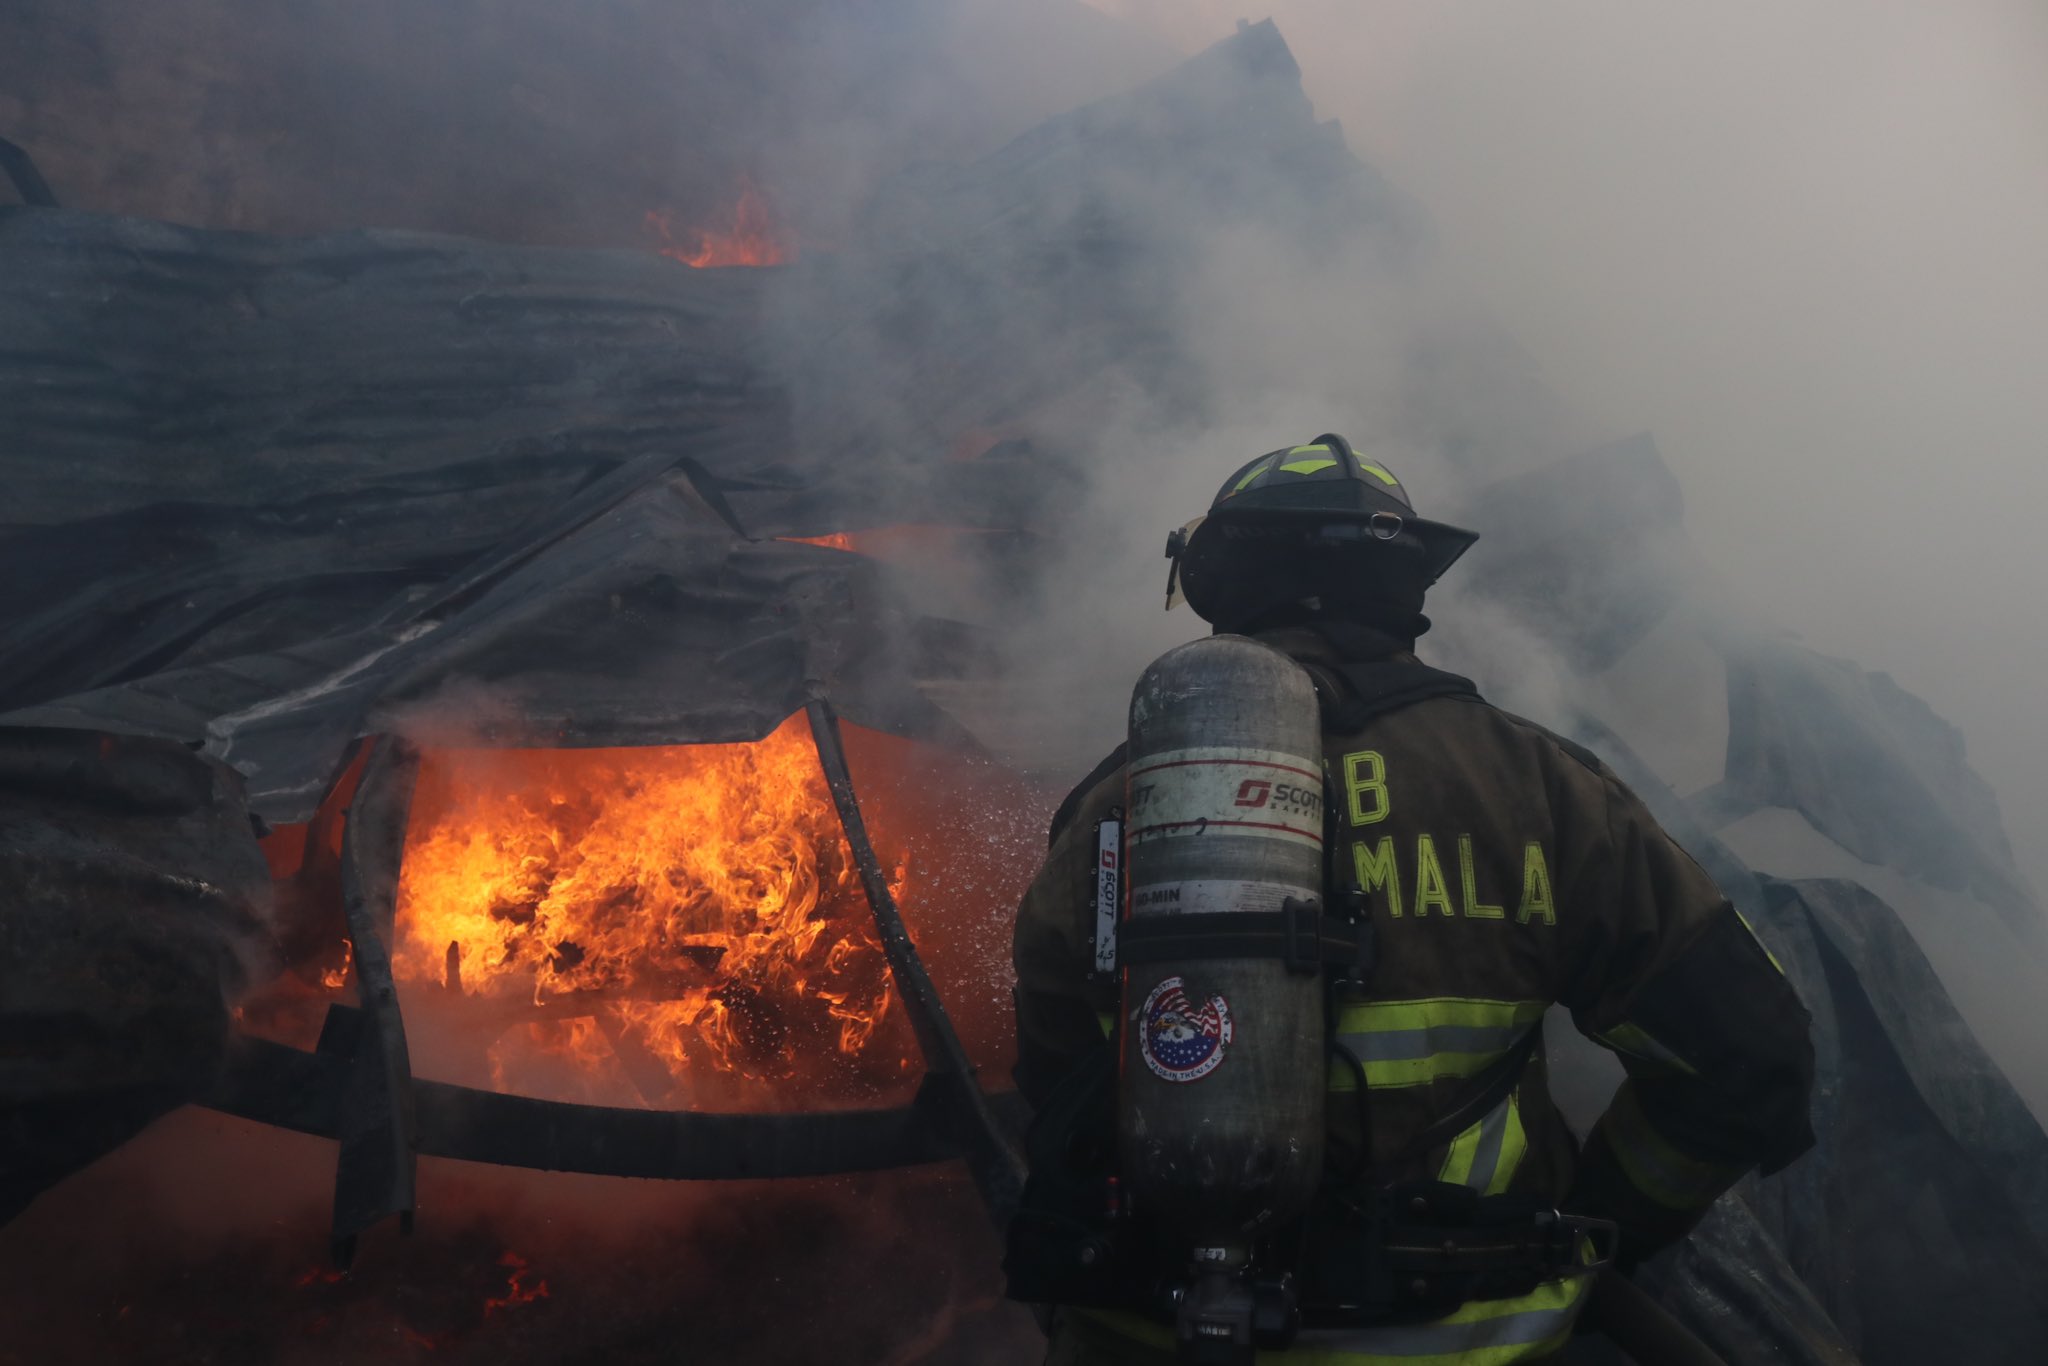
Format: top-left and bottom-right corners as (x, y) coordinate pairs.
(1140, 976), (1233, 1082)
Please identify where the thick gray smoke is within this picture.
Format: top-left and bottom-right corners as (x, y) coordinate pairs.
(757, 0), (2048, 1118)
(1077, 0), (2048, 898)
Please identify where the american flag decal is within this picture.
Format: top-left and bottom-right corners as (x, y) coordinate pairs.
(1139, 975), (1233, 1082)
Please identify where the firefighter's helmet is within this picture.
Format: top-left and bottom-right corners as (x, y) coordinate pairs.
(1166, 434), (1478, 629)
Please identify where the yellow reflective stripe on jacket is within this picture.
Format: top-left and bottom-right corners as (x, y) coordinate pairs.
(1437, 1089), (1528, 1196)
(1732, 906), (1787, 973)
(1077, 1271), (1590, 1364)
(1591, 1021), (1698, 1077)
(1330, 998), (1546, 1090)
(1599, 1084), (1748, 1210)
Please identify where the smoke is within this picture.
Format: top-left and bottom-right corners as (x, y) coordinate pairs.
(7, 0), (2046, 1356)
(1075, 0), (2048, 897)
(981, 2), (2048, 1134)
(757, 0), (2048, 1112)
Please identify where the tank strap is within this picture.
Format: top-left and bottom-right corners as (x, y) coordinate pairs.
(1047, 741), (1130, 847)
(1296, 657), (1480, 733)
(1117, 899), (1366, 975)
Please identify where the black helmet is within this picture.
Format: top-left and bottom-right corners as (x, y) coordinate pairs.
(1166, 434), (1478, 631)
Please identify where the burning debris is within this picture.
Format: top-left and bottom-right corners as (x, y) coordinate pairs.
(1, 11), (2045, 1366)
(394, 716), (909, 1108)
(647, 179), (790, 268)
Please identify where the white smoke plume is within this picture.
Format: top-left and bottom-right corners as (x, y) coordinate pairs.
(1076, 0), (2048, 898)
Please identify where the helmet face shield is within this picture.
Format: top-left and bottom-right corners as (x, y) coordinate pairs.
(1163, 515), (1205, 610)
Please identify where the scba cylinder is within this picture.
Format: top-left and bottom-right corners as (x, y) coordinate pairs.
(1119, 635), (1326, 1250)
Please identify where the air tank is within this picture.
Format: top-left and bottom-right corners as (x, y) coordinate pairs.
(1119, 634), (1326, 1256)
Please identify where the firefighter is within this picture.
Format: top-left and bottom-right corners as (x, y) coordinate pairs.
(1008, 435), (1815, 1364)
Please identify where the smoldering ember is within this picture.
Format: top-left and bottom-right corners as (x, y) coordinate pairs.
(3, 6), (2045, 1366)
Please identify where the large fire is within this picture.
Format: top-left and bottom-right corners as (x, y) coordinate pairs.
(646, 178), (787, 267)
(393, 713), (906, 1108)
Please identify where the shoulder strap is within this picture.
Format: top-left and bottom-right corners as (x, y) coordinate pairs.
(1047, 741), (1129, 848)
(1051, 647), (1473, 845)
(1300, 657), (1481, 733)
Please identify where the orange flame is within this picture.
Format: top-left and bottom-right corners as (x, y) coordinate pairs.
(392, 714), (903, 1106)
(778, 524), (1011, 567)
(320, 938), (353, 992)
(482, 1251), (549, 1317)
(782, 531), (860, 553)
(647, 179), (788, 267)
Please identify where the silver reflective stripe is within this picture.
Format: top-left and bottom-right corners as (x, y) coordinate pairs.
(1340, 1021), (1528, 1064)
(1463, 1094), (1513, 1193)
(1294, 1279), (1589, 1359)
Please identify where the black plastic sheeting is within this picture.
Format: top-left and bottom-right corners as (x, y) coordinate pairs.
(0, 200), (1062, 821)
(0, 729), (270, 1225)
(1721, 645), (2037, 930)
(1, 457), (989, 822)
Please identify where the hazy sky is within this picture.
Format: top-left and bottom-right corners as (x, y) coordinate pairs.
(1085, 0), (2048, 895)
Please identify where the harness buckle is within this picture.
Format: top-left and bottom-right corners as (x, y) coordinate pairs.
(1279, 896), (1323, 975)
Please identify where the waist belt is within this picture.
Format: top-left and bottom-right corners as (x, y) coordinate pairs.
(1299, 1181), (1616, 1327)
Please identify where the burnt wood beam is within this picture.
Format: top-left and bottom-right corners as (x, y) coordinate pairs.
(804, 698), (1025, 1229)
(329, 738), (421, 1265)
(204, 1029), (960, 1179)
(0, 138), (57, 207)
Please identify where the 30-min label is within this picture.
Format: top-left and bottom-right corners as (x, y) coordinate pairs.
(1129, 878), (1301, 916)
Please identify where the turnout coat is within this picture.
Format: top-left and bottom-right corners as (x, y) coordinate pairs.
(1011, 623), (1815, 1364)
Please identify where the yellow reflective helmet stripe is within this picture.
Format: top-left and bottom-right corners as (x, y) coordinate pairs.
(1598, 1084), (1748, 1210)
(1287, 443), (1334, 456)
(1279, 457), (1341, 475)
(1358, 462), (1400, 486)
(1232, 458), (1276, 493)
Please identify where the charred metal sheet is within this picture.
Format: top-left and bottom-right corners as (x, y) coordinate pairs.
(805, 698), (1025, 1227)
(330, 738), (421, 1264)
(204, 1030), (958, 1179)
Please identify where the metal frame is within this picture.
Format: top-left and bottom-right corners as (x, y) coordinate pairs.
(201, 701), (1023, 1258)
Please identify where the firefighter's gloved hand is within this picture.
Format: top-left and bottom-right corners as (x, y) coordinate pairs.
(1563, 1128), (1710, 1274)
